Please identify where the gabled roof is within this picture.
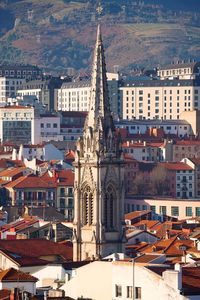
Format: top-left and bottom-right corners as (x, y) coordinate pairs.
(56, 169), (74, 186)
(0, 268), (38, 282)
(0, 239), (73, 262)
(141, 235), (197, 256)
(0, 167), (27, 178)
(5, 174), (57, 189)
(125, 210), (151, 221)
(160, 162), (193, 171)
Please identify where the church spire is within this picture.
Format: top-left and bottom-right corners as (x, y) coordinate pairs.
(82, 25), (116, 158)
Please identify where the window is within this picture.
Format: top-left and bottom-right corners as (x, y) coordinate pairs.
(171, 206), (179, 216)
(196, 207), (200, 217)
(159, 206), (166, 215)
(53, 123), (57, 128)
(115, 285), (122, 297)
(186, 207), (192, 217)
(46, 123), (51, 128)
(142, 205), (147, 210)
(150, 205), (156, 213)
(127, 286), (133, 298)
(139, 90), (143, 95)
(135, 287), (141, 299)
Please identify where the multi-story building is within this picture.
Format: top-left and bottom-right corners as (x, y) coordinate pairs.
(0, 64), (42, 80)
(0, 77), (26, 102)
(122, 140), (173, 162)
(115, 118), (192, 138)
(17, 77), (65, 111)
(157, 61), (200, 80)
(56, 169), (74, 220)
(173, 140), (200, 162)
(57, 73), (120, 117)
(119, 78), (200, 120)
(0, 104), (62, 145)
(160, 161), (195, 199)
(60, 111), (87, 141)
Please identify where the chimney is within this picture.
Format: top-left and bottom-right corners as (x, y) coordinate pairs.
(162, 263), (182, 291)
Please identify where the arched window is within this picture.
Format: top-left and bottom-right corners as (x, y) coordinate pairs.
(83, 186), (94, 226)
(104, 185), (116, 231)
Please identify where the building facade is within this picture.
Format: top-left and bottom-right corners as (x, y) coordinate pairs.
(120, 79), (200, 120)
(57, 73), (120, 117)
(0, 77), (26, 102)
(0, 64), (42, 80)
(73, 26), (125, 261)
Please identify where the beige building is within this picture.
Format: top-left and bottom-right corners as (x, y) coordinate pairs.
(120, 79), (200, 120)
(157, 61), (200, 80)
(63, 260), (195, 300)
(125, 197), (200, 220)
(73, 26), (125, 261)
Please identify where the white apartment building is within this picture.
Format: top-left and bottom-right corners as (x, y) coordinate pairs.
(120, 79), (200, 120)
(57, 80), (90, 111)
(115, 119), (192, 137)
(0, 104), (62, 144)
(0, 105), (40, 144)
(57, 73), (120, 117)
(0, 77), (25, 102)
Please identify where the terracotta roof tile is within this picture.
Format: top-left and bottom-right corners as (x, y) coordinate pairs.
(5, 175), (57, 189)
(125, 210), (151, 220)
(0, 239), (73, 262)
(0, 268), (37, 282)
(160, 162), (193, 171)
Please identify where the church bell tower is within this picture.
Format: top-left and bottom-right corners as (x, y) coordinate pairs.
(73, 25), (125, 261)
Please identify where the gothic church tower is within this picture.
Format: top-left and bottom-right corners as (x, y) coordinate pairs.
(73, 25), (125, 261)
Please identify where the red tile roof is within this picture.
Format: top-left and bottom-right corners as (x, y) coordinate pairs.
(0, 289), (11, 299)
(125, 210), (151, 221)
(0, 167), (27, 178)
(175, 140), (200, 146)
(5, 174), (57, 189)
(0, 239), (73, 262)
(160, 162), (193, 171)
(0, 268), (37, 282)
(134, 254), (161, 263)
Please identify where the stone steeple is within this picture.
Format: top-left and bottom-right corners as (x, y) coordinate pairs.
(81, 24), (118, 159)
(73, 25), (125, 261)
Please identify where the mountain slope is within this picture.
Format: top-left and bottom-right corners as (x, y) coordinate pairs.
(0, 0), (199, 73)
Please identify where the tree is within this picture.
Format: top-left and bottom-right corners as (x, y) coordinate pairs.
(150, 165), (169, 196)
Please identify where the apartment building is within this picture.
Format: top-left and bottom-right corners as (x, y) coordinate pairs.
(57, 72), (120, 117)
(157, 61), (200, 80)
(119, 78), (200, 120)
(115, 118), (192, 138)
(0, 77), (26, 102)
(126, 197), (200, 220)
(17, 77), (65, 111)
(122, 140), (173, 162)
(0, 64), (42, 80)
(0, 104), (62, 144)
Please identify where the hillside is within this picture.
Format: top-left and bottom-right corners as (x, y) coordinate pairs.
(0, 0), (199, 73)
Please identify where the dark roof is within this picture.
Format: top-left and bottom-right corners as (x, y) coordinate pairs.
(159, 61), (200, 72)
(120, 79), (200, 88)
(61, 79), (91, 89)
(115, 119), (190, 126)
